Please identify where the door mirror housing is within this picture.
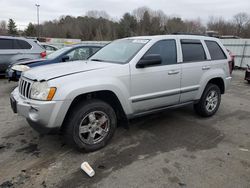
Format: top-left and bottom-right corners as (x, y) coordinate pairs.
(62, 55), (70, 62)
(136, 54), (162, 68)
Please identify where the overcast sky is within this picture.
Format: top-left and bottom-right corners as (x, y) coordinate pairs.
(0, 0), (249, 29)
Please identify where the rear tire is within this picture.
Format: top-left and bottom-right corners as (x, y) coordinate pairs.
(194, 84), (221, 117)
(63, 99), (117, 152)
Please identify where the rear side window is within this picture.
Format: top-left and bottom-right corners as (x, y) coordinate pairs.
(144, 40), (177, 65)
(205, 40), (227, 60)
(0, 39), (13, 49)
(14, 40), (32, 49)
(181, 39), (206, 62)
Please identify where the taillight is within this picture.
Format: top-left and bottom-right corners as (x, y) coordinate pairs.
(40, 51), (46, 58)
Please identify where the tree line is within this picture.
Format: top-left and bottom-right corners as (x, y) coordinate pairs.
(0, 7), (250, 40)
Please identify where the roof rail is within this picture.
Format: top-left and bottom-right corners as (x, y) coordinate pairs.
(172, 32), (210, 37)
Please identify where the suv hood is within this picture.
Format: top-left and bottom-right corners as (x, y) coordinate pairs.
(23, 60), (115, 81)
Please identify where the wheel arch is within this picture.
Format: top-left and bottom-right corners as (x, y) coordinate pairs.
(61, 90), (127, 132)
(207, 77), (225, 94)
(196, 74), (226, 100)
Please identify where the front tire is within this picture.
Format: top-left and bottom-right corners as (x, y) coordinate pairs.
(64, 99), (117, 152)
(194, 84), (221, 117)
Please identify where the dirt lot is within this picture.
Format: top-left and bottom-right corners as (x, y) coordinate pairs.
(0, 70), (250, 188)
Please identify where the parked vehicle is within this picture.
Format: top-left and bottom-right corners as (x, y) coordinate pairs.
(245, 64), (250, 83)
(40, 43), (59, 54)
(6, 44), (103, 81)
(10, 35), (232, 151)
(0, 36), (46, 75)
(227, 49), (235, 73)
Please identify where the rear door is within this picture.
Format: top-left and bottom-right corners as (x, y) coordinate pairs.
(130, 39), (181, 113)
(179, 39), (210, 102)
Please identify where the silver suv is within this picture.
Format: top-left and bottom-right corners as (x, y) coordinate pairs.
(10, 35), (232, 151)
(0, 36), (45, 75)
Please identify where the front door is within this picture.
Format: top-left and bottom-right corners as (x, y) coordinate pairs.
(130, 39), (181, 113)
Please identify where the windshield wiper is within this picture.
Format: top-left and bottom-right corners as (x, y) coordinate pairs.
(91, 59), (104, 62)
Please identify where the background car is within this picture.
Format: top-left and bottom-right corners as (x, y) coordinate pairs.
(40, 43), (59, 54)
(6, 44), (103, 81)
(0, 36), (46, 75)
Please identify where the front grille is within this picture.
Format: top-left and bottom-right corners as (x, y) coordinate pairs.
(18, 77), (32, 98)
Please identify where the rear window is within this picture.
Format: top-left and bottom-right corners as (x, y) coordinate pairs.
(181, 39), (206, 62)
(205, 40), (227, 60)
(0, 39), (13, 49)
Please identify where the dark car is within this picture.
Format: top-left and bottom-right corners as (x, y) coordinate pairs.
(6, 44), (103, 81)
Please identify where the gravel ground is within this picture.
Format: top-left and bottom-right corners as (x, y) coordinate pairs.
(0, 70), (249, 188)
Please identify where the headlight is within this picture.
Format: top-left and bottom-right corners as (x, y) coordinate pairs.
(30, 81), (56, 101)
(12, 65), (30, 72)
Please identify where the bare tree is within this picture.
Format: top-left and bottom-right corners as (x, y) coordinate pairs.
(207, 16), (235, 36)
(152, 10), (168, 27)
(132, 6), (151, 21)
(185, 18), (206, 34)
(233, 12), (249, 36)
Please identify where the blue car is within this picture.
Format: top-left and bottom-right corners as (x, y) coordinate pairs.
(6, 44), (103, 81)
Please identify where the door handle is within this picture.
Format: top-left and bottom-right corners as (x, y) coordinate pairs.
(168, 70), (180, 75)
(202, 66), (211, 70)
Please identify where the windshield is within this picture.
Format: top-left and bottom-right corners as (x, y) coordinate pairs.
(90, 39), (149, 64)
(46, 47), (72, 59)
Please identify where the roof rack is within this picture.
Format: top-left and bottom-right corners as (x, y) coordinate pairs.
(172, 32), (209, 37)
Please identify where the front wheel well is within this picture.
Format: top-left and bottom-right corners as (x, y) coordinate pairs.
(207, 77), (225, 94)
(61, 90), (127, 131)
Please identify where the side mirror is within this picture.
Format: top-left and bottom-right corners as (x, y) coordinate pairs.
(62, 55), (70, 62)
(136, 54), (162, 68)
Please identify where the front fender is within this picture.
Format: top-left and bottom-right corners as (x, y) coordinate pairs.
(49, 74), (132, 115)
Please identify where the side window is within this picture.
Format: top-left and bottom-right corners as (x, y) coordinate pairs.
(205, 40), (227, 60)
(144, 40), (177, 65)
(0, 39), (13, 49)
(78, 47), (90, 60)
(181, 39), (206, 62)
(65, 47), (90, 61)
(14, 40), (32, 49)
